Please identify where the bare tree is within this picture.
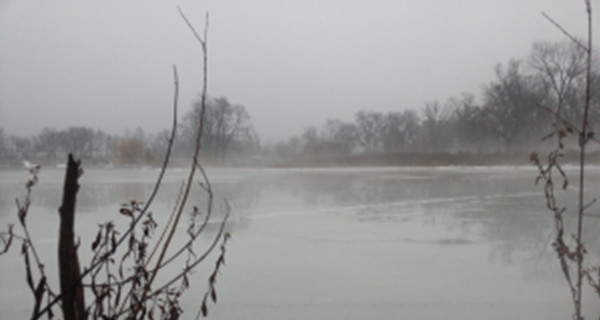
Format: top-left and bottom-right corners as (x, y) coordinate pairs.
(7, 135), (34, 160)
(183, 97), (255, 162)
(528, 40), (588, 124)
(0, 127), (7, 160)
(57, 127), (98, 159)
(322, 119), (358, 154)
(355, 110), (384, 153)
(34, 128), (61, 160)
(421, 101), (451, 153)
(483, 59), (547, 151)
(300, 125), (321, 154)
(380, 110), (420, 153)
(449, 94), (493, 152)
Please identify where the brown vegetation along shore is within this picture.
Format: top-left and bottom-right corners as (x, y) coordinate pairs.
(275, 151), (600, 168)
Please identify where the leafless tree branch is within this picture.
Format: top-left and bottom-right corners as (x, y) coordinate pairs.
(542, 12), (588, 52)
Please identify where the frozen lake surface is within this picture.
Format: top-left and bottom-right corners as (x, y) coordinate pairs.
(1, 166), (600, 319)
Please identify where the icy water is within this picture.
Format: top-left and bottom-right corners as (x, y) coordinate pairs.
(1, 166), (600, 319)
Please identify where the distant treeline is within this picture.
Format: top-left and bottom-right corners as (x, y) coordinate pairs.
(268, 39), (600, 160)
(2, 39), (599, 167)
(0, 96), (259, 167)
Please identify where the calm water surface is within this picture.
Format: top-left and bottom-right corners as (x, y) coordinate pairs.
(1, 166), (599, 319)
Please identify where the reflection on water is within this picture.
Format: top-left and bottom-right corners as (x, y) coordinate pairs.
(1, 166), (600, 319)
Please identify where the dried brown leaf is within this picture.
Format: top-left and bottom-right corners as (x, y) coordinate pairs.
(201, 301), (208, 317)
(120, 208), (133, 218)
(92, 230), (102, 251)
(210, 288), (217, 303)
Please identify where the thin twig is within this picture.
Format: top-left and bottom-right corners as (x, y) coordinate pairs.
(155, 163), (214, 269)
(573, 1), (593, 318)
(147, 181), (185, 264)
(177, 6), (206, 48)
(542, 12), (588, 52)
(582, 198), (597, 212)
(130, 11), (210, 318)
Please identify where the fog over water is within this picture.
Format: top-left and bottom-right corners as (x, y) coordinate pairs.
(1, 167), (599, 319)
(2, 1), (600, 318)
(0, 1), (594, 141)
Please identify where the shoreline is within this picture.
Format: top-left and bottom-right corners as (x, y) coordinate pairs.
(4, 150), (600, 170)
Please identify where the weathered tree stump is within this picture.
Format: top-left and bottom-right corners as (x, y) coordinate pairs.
(58, 154), (85, 320)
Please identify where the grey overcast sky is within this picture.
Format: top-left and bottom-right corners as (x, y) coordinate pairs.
(0, 1), (595, 143)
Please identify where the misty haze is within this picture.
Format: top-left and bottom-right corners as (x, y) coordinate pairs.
(1, 1), (600, 319)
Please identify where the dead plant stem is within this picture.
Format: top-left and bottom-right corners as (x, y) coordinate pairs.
(130, 10), (209, 319)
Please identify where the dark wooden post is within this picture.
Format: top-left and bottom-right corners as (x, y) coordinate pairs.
(58, 154), (85, 320)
